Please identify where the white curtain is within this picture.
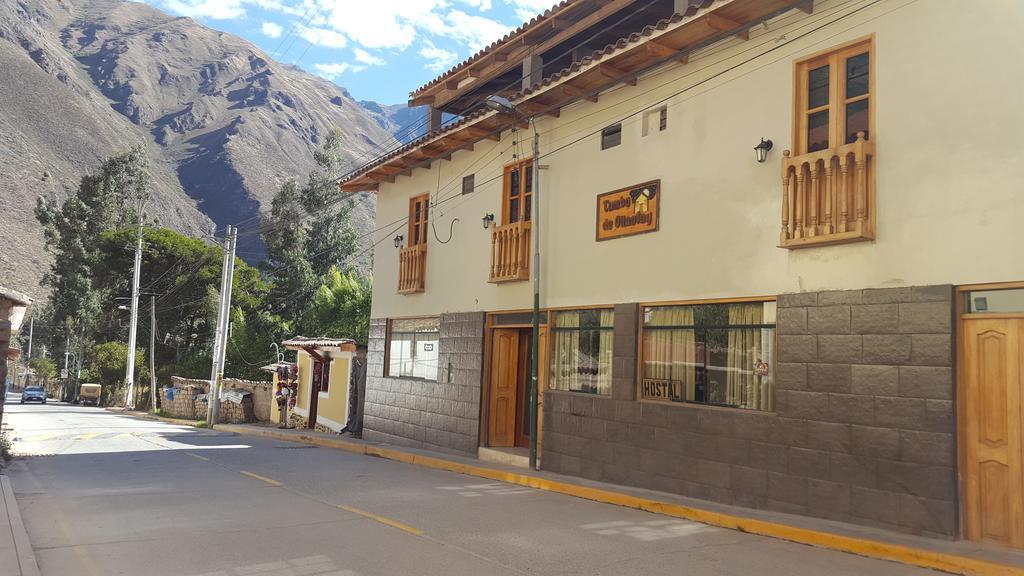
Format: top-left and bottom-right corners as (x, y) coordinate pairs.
(642, 306), (696, 401)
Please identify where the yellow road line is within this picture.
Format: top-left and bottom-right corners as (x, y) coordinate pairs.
(239, 470), (282, 487)
(337, 504), (422, 536)
(74, 433), (101, 441)
(186, 453), (210, 462)
(27, 434), (59, 442)
(217, 424), (1024, 576)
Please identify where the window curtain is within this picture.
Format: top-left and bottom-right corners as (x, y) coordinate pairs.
(553, 312), (580, 392)
(553, 310), (614, 395)
(596, 309), (614, 395)
(726, 303), (765, 410)
(642, 307), (696, 401)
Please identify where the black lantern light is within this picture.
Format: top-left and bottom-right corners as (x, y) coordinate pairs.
(482, 213), (495, 229)
(754, 138), (773, 163)
(393, 234), (404, 249)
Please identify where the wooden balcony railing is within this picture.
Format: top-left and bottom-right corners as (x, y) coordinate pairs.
(397, 244), (426, 294)
(780, 132), (876, 249)
(489, 221), (531, 283)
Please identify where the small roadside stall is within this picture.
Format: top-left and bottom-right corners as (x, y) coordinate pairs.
(281, 337), (356, 433)
(261, 361), (297, 427)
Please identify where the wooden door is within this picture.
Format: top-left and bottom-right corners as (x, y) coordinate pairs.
(962, 317), (1024, 548)
(515, 331), (532, 448)
(489, 329), (519, 447)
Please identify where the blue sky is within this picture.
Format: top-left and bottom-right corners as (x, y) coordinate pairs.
(143, 0), (554, 105)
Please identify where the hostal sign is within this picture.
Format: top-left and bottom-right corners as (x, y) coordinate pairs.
(596, 180), (660, 241)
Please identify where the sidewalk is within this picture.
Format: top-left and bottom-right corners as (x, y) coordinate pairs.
(0, 475), (40, 576)
(216, 422), (1024, 576)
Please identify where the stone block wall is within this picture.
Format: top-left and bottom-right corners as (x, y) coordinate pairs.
(363, 312), (484, 455)
(542, 286), (957, 537)
(164, 376), (268, 423)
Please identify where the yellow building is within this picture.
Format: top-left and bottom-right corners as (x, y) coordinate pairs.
(282, 338), (356, 433)
(339, 0), (1024, 549)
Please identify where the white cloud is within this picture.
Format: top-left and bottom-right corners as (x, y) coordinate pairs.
(445, 10), (513, 51)
(313, 62), (368, 80)
(163, 0), (246, 19)
(353, 48), (386, 66)
(419, 39), (458, 72)
(298, 24), (348, 49)
(505, 0), (552, 22)
(261, 21), (283, 38)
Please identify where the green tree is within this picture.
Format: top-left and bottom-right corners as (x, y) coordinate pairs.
(302, 128), (358, 277)
(29, 358), (56, 385)
(34, 147), (150, 359)
(300, 267), (371, 343)
(263, 179), (317, 320)
(81, 341), (147, 404)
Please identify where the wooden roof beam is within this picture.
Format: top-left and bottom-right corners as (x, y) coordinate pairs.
(645, 39), (677, 58)
(465, 126), (500, 141)
(704, 13), (749, 40)
(596, 63), (638, 87)
(561, 83), (598, 103)
(515, 101), (559, 118)
(795, 0), (814, 14)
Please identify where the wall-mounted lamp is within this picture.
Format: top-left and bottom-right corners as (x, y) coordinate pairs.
(393, 234), (404, 249)
(754, 138), (773, 163)
(482, 213), (495, 229)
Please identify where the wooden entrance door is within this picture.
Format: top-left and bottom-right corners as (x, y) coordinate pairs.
(962, 317), (1024, 548)
(489, 329), (520, 447)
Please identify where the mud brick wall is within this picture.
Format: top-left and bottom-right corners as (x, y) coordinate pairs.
(542, 286), (956, 537)
(363, 312), (484, 456)
(166, 377), (268, 423)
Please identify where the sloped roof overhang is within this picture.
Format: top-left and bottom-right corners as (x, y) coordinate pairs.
(340, 0), (811, 193)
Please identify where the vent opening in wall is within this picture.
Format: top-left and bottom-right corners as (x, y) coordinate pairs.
(601, 123), (622, 150)
(462, 174), (475, 195)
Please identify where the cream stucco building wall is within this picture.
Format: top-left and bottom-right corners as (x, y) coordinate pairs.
(370, 0), (1024, 319)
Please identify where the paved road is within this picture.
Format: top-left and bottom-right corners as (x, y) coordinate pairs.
(2, 400), (941, 576)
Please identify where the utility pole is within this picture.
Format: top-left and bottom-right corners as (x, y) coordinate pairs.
(63, 334), (71, 401)
(529, 130), (541, 471)
(124, 196), (146, 409)
(207, 226), (237, 426)
(22, 316), (33, 387)
(150, 295), (157, 413)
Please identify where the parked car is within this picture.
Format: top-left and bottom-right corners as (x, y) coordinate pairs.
(21, 386), (47, 404)
(78, 383), (101, 406)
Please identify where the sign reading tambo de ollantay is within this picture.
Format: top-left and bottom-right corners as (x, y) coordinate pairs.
(596, 180), (660, 241)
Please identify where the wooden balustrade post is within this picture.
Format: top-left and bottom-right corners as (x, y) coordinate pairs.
(781, 152), (791, 243)
(490, 230), (498, 280)
(794, 165), (805, 239)
(808, 161), (820, 237)
(854, 131), (868, 234)
(839, 154), (850, 233)
(823, 159), (834, 234)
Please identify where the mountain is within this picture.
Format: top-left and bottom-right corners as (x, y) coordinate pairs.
(0, 0), (402, 299)
(359, 102), (429, 144)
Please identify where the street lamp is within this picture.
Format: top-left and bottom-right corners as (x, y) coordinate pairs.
(484, 93), (542, 470)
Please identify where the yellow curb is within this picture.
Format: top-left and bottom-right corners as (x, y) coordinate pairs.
(217, 425), (1022, 576)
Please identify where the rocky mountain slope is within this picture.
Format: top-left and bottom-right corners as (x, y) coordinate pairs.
(0, 0), (404, 299)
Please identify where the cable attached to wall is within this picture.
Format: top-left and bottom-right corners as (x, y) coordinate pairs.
(430, 154), (459, 244)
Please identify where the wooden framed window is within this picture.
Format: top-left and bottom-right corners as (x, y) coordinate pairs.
(501, 159), (533, 225)
(313, 359), (330, 394)
(794, 38), (873, 154)
(408, 193), (430, 246)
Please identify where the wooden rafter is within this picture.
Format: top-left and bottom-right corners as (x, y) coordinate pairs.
(645, 39), (677, 58)
(704, 13), (749, 40)
(796, 0), (814, 14)
(560, 83), (598, 103)
(597, 63), (637, 86)
(465, 126), (500, 141)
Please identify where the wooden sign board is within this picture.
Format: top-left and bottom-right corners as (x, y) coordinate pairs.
(596, 180), (660, 241)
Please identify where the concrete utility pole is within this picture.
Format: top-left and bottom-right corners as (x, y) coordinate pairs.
(529, 130), (542, 471)
(124, 197), (146, 409)
(63, 334), (71, 400)
(23, 316), (33, 386)
(150, 295), (157, 414)
(207, 226), (237, 426)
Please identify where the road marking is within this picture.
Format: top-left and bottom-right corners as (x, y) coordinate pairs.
(239, 470), (282, 487)
(73, 433), (102, 441)
(580, 519), (718, 541)
(438, 483), (533, 497)
(337, 504), (422, 536)
(186, 453), (210, 462)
